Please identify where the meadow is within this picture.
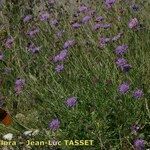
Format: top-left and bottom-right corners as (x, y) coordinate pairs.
(0, 0), (150, 150)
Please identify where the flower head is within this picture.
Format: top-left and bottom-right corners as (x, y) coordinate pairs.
(49, 119), (60, 131)
(55, 64), (64, 73)
(39, 11), (50, 21)
(27, 27), (39, 38)
(0, 52), (4, 60)
(95, 16), (104, 22)
(5, 37), (14, 49)
(131, 4), (139, 12)
(105, 0), (116, 8)
(115, 45), (128, 55)
(128, 18), (139, 29)
(115, 58), (127, 68)
(134, 139), (145, 150)
(112, 32), (123, 42)
(131, 124), (140, 134)
(15, 78), (25, 95)
(82, 16), (91, 24)
(27, 43), (40, 54)
(63, 40), (75, 49)
(53, 49), (68, 62)
(23, 15), (32, 23)
(118, 82), (129, 94)
(50, 19), (59, 26)
(65, 97), (77, 108)
(133, 89), (143, 99)
(78, 5), (88, 13)
(99, 37), (110, 48)
(72, 22), (81, 29)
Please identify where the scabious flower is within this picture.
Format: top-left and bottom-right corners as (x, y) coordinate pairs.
(55, 64), (64, 73)
(49, 119), (60, 131)
(93, 24), (111, 30)
(27, 43), (40, 54)
(65, 97), (77, 108)
(48, 0), (55, 4)
(72, 22), (81, 29)
(99, 37), (110, 48)
(131, 124), (140, 134)
(115, 58), (127, 68)
(121, 63), (132, 72)
(95, 16), (104, 22)
(133, 89), (143, 99)
(39, 11), (50, 21)
(23, 15), (32, 23)
(87, 9), (96, 16)
(93, 24), (102, 30)
(118, 82), (129, 94)
(27, 27), (39, 38)
(14, 78), (25, 95)
(115, 45), (128, 55)
(134, 139), (145, 150)
(5, 37), (14, 49)
(0, 52), (4, 60)
(56, 30), (64, 38)
(128, 18), (139, 29)
(105, 0), (116, 8)
(50, 19), (59, 26)
(63, 40), (75, 49)
(53, 49), (68, 62)
(78, 5), (88, 13)
(112, 32), (123, 42)
(131, 4), (139, 12)
(115, 58), (131, 72)
(82, 15), (91, 24)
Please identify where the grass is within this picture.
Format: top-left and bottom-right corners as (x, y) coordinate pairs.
(0, 0), (150, 150)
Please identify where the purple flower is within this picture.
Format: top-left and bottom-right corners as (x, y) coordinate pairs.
(5, 37), (14, 49)
(115, 45), (128, 55)
(82, 16), (91, 24)
(93, 24), (102, 30)
(53, 49), (68, 62)
(27, 43), (40, 54)
(23, 15), (32, 23)
(99, 37), (110, 48)
(134, 139), (145, 150)
(48, 0), (55, 4)
(133, 89), (143, 99)
(93, 24), (112, 30)
(65, 97), (77, 108)
(121, 63), (132, 72)
(63, 40), (75, 49)
(93, 23), (111, 30)
(131, 124), (140, 133)
(105, 0), (116, 8)
(49, 119), (60, 131)
(50, 19), (59, 26)
(115, 58), (127, 68)
(56, 30), (64, 38)
(118, 82), (129, 94)
(15, 78), (25, 95)
(72, 22), (81, 29)
(112, 32), (123, 42)
(95, 16), (104, 22)
(27, 27), (39, 38)
(131, 4), (139, 12)
(87, 9), (96, 16)
(78, 5), (88, 13)
(128, 18), (139, 29)
(55, 64), (64, 73)
(39, 11), (50, 21)
(0, 52), (4, 60)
